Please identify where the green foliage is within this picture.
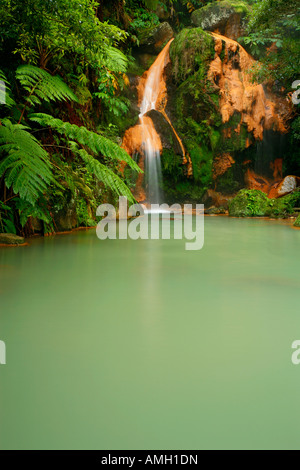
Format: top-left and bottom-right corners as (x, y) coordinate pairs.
(0, 119), (54, 206)
(229, 189), (300, 218)
(161, 149), (185, 182)
(30, 113), (141, 172)
(0, 201), (16, 234)
(294, 214), (300, 227)
(73, 146), (136, 204)
(0, 70), (15, 108)
(266, 191), (300, 218)
(185, 140), (213, 187)
(16, 65), (78, 107)
(243, 1), (300, 85)
(229, 189), (270, 217)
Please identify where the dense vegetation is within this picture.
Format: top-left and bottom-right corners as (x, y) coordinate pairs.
(0, 0), (299, 236)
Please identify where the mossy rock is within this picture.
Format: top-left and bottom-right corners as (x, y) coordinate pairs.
(229, 189), (269, 217)
(229, 189), (300, 218)
(0, 233), (25, 245)
(137, 22), (174, 54)
(294, 214), (300, 227)
(191, 0), (250, 41)
(170, 27), (214, 84)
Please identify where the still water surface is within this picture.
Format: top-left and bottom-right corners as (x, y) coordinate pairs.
(0, 217), (299, 449)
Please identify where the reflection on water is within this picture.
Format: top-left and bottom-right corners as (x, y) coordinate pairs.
(0, 217), (299, 450)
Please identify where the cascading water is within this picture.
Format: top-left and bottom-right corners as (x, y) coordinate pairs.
(138, 39), (174, 204)
(122, 40), (175, 204)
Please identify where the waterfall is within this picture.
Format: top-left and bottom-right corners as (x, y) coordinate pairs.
(122, 40), (174, 204)
(138, 39), (174, 204)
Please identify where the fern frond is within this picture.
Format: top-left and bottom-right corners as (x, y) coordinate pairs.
(0, 119), (54, 205)
(72, 145), (136, 204)
(30, 113), (141, 172)
(102, 47), (128, 74)
(0, 69), (16, 108)
(16, 65), (78, 106)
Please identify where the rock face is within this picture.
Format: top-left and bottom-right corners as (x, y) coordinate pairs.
(166, 26), (292, 201)
(146, 109), (184, 156)
(0, 233), (25, 245)
(191, 0), (249, 41)
(138, 22), (174, 54)
(53, 202), (78, 232)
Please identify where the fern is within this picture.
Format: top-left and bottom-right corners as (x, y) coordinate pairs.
(30, 113), (141, 172)
(71, 144), (136, 204)
(16, 65), (78, 106)
(101, 47), (128, 74)
(0, 69), (16, 108)
(0, 119), (54, 205)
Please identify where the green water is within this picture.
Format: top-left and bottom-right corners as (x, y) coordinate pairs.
(0, 217), (299, 450)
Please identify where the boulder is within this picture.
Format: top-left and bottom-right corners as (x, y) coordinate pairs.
(0, 233), (25, 245)
(270, 175), (300, 198)
(146, 109), (184, 156)
(191, 0), (249, 41)
(138, 22), (174, 54)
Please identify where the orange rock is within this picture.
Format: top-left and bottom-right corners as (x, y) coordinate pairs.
(213, 153), (235, 180)
(208, 33), (291, 144)
(245, 169), (271, 194)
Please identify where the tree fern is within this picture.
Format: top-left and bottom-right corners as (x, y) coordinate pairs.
(71, 144), (136, 204)
(30, 113), (141, 172)
(0, 119), (54, 205)
(16, 65), (78, 106)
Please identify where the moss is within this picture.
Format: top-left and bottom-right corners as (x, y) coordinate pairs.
(163, 179), (206, 203)
(216, 167), (243, 195)
(0, 233), (25, 245)
(161, 149), (185, 182)
(170, 28), (214, 84)
(185, 140), (213, 187)
(229, 189), (269, 217)
(266, 191), (300, 219)
(294, 214), (300, 227)
(161, 148), (209, 203)
(229, 189), (300, 218)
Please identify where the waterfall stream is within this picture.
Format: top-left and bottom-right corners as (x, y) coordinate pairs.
(138, 39), (174, 204)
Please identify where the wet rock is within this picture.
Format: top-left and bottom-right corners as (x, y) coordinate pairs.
(205, 206), (227, 215)
(191, 0), (249, 41)
(0, 233), (25, 245)
(146, 109), (184, 156)
(270, 176), (300, 198)
(205, 189), (233, 209)
(53, 202), (78, 232)
(138, 22), (174, 54)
